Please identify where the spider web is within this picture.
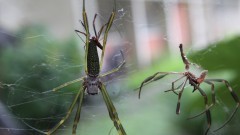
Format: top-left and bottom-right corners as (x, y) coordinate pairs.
(1, 0), (240, 135)
(0, 1), (130, 134)
(0, 33), (129, 135)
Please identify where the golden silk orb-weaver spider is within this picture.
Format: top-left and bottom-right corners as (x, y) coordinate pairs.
(138, 44), (239, 135)
(24, 0), (127, 135)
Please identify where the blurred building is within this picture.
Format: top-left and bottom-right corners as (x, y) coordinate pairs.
(130, 0), (240, 67)
(1, 0), (240, 67)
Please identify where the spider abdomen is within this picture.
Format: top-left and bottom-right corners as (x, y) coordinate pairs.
(87, 39), (100, 76)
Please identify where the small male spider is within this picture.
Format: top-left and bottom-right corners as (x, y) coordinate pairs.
(138, 44), (240, 135)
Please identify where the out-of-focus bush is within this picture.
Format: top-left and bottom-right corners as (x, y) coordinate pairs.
(0, 25), (83, 132)
(128, 36), (240, 135)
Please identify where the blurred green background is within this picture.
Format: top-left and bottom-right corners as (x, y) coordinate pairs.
(1, 0), (240, 135)
(0, 25), (240, 135)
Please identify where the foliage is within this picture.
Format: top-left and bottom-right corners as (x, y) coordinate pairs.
(0, 25), (83, 131)
(1, 25), (240, 134)
(186, 36), (240, 134)
(128, 36), (240, 134)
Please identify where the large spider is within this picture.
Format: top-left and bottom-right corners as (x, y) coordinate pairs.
(138, 44), (240, 135)
(26, 0), (126, 134)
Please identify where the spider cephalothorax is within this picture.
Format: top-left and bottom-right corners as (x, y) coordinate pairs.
(139, 44), (240, 135)
(184, 70), (208, 91)
(83, 76), (101, 95)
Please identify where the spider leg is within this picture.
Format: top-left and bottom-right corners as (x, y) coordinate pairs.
(164, 81), (184, 95)
(176, 78), (188, 114)
(93, 14), (98, 38)
(179, 44), (201, 70)
(179, 44), (191, 70)
(99, 83), (126, 135)
(187, 80), (215, 119)
(82, 0), (90, 74)
(191, 82), (211, 135)
(72, 89), (84, 135)
(205, 80), (216, 106)
(97, 23), (107, 39)
(92, 15), (107, 50)
(46, 87), (84, 135)
(42, 77), (85, 93)
(92, 14), (108, 46)
(79, 20), (86, 31)
(164, 75), (186, 95)
(75, 30), (87, 37)
(138, 72), (182, 98)
(100, 0), (116, 70)
(75, 30), (87, 44)
(138, 72), (169, 99)
(203, 79), (240, 132)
